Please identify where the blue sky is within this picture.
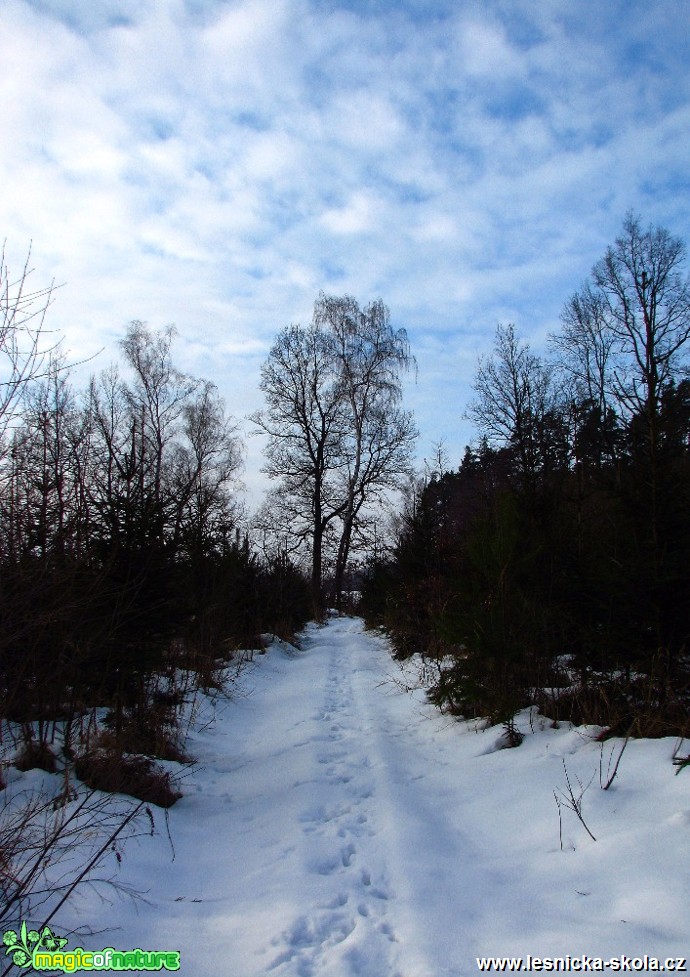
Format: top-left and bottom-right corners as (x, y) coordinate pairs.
(1, 0), (689, 495)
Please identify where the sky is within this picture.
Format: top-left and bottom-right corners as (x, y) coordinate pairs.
(1, 0), (689, 499)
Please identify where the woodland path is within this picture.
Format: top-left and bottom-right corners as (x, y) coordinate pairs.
(132, 617), (473, 977)
(68, 616), (689, 975)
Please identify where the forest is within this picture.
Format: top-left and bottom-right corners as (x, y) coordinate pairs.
(361, 214), (690, 743)
(1, 213), (689, 935)
(0, 268), (417, 810)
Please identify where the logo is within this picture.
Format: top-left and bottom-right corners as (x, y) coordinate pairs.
(3, 924), (180, 973)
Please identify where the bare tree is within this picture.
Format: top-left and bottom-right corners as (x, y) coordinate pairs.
(314, 294), (417, 603)
(556, 286), (618, 418)
(174, 379), (244, 557)
(552, 285), (622, 470)
(0, 244), (60, 450)
(470, 323), (561, 484)
(557, 216), (690, 454)
(554, 214), (690, 577)
(252, 295), (417, 614)
(87, 322), (218, 559)
(120, 321), (199, 509)
(591, 213), (690, 455)
(251, 321), (347, 613)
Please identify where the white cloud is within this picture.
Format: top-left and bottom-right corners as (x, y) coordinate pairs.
(456, 16), (527, 80)
(1, 0), (689, 497)
(326, 90), (405, 152)
(319, 190), (384, 235)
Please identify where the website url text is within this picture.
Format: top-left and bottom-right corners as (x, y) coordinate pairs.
(477, 957), (687, 973)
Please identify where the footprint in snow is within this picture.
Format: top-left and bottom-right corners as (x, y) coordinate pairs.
(322, 892), (349, 909)
(310, 853), (341, 875)
(269, 911), (356, 970)
(379, 921), (398, 942)
(359, 868), (391, 900)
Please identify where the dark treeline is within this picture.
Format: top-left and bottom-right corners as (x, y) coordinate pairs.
(362, 214), (690, 739)
(0, 261), (418, 813)
(0, 309), (311, 796)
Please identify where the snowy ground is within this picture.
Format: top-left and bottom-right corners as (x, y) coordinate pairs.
(19, 617), (690, 975)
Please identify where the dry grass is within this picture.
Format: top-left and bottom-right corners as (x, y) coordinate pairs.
(15, 740), (57, 774)
(75, 749), (182, 808)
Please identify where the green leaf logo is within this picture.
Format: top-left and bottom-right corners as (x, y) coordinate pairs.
(40, 927), (67, 953)
(11, 949), (30, 968)
(2, 924), (68, 969)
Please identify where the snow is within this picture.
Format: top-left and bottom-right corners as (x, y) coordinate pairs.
(17, 617), (690, 975)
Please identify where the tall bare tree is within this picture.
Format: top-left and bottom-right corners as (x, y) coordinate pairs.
(591, 214), (690, 455)
(0, 244), (59, 450)
(252, 295), (417, 614)
(252, 321), (347, 613)
(555, 214), (690, 577)
(470, 323), (562, 486)
(313, 294), (416, 603)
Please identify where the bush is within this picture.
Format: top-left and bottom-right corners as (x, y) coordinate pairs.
(15, 740), (57, 774)
(75, 751), (182, 808)
(101, 710), (189, 764)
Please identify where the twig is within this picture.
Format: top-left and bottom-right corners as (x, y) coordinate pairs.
(599, 724), (633, 790)
(555, 758), (596, 845)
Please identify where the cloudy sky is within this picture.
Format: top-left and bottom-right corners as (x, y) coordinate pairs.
(2, 0), (689, 496)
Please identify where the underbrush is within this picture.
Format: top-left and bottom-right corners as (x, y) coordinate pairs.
(0, 783), (152, 939)
(0, 630), (261, 938)
(410, 643), (690, 748)
(14, 740), (58, 774)
(100, 706), (190, 765)
(535, 653), (690, 741)
(74, 750), (182, 809)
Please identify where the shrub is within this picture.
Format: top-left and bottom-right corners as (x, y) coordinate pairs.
(100, 711), (189, 764)
(15, 740), (57, 774)
(75, 751), (181, 808)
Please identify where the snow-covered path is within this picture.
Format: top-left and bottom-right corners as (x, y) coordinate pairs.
(175, 615), (463, 977)
(68, 616), (689, 977)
